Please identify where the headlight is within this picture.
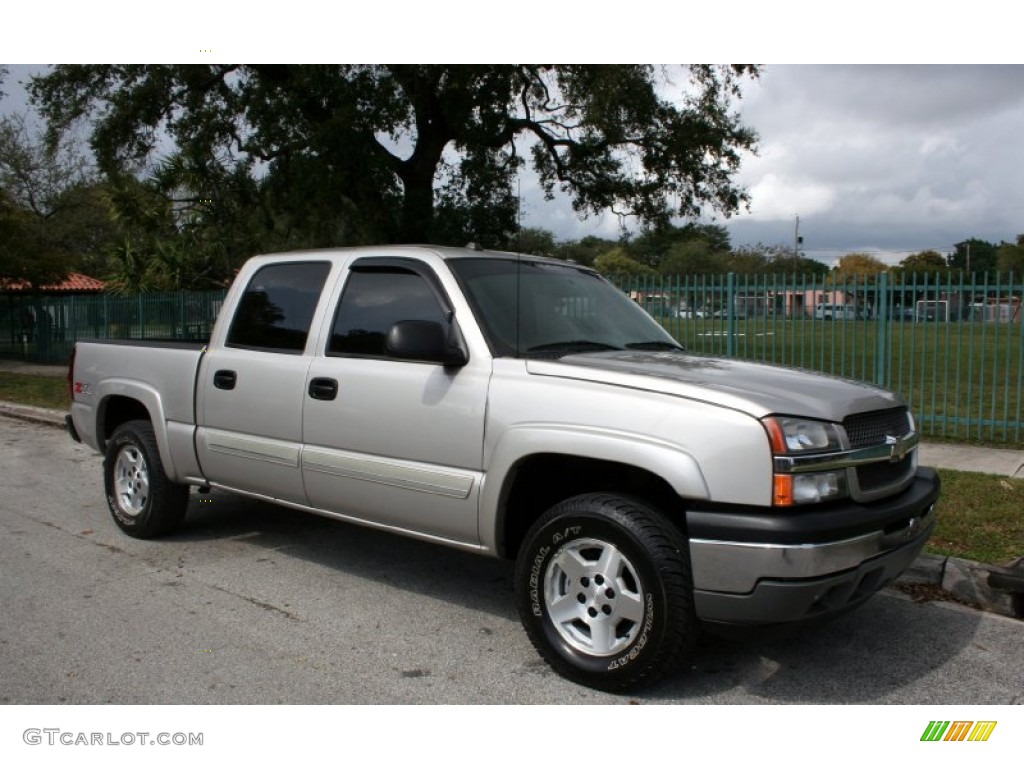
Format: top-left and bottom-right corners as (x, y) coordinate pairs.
(762, 416), (848, 506)
(762, 416), (843, 453)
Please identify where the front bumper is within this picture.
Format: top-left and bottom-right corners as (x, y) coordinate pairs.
(687, 467), (940, 624)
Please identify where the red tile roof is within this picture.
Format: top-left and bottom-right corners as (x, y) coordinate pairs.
(0, 273), (106, 292)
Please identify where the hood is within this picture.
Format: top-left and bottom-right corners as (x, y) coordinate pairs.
(526, 350), (903, 422)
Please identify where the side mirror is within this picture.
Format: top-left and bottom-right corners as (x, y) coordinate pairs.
(385, 319), (469, 367)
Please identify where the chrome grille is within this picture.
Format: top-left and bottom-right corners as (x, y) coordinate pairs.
(843, 406), (915, 500)
(843, 407), (910, 448)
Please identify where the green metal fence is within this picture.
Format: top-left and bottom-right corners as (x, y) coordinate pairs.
(610, 272), (1024, 445)
(1, 291), (226, 365)
(3, 274), (1023, 445)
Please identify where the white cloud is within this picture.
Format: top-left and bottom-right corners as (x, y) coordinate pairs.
(723, 65), (1024, 260)
(744, 173), (837, 220)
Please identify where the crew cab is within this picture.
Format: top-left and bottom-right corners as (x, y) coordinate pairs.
(67, 244), (940, 690)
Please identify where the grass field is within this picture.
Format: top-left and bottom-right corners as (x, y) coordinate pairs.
(930, 469), (1024, 564)
(0, 371), (68, 410)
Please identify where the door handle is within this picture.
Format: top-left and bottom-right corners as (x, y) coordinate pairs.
(213, 370), (237, 390)
(308, 377), (338, 401)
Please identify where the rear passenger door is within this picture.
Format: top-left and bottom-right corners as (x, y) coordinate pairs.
(196, 260), (332, 504)
(301, 258), (489, 545)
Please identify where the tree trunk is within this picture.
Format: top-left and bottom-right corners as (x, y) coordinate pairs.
(398, 171), (435, 243)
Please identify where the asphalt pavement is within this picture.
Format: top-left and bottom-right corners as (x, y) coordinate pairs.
(2, 415), (1022, 705)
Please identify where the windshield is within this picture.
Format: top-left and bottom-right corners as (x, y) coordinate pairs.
(448, 258), (680, 358)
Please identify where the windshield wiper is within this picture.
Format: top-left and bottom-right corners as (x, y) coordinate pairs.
(625, 341), (684, 351)
(524, 340), (623, 358)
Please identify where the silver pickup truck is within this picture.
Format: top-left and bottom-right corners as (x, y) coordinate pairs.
(67, 244), (940, 690)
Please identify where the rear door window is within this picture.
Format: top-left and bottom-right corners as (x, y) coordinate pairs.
(226, 262), (331, 353)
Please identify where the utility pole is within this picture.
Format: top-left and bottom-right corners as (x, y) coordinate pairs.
(794, 215), (803, 259)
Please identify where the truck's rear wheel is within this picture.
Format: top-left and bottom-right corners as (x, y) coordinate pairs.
(104, 420), (189, 538)
(514, 493), (695, 691)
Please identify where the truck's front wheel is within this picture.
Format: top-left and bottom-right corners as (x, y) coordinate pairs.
(104, 420), (189, 538)
(514, 493), (695, 691)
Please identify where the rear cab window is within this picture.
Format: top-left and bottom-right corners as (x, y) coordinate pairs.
(226, 262), (332, 353)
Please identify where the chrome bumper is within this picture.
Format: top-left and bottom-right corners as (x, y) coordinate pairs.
(687, 467), (939, 625)
(690, 503), (936, 594)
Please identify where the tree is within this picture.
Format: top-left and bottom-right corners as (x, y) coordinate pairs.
(659, 239), (726, 275)
(0, 113), (114, 287)
(0, 113), (123, 358)
(950, 238), (997, 274)
(30, 65), (759, 250)
(593, 247), (657, 276)
(764, 244), (830, 276)
(898, 249), (947, 275)
(830, 253), (888, 318)
(996, 235), (1024, 277)
(510, 227), (557, 256)
(629, 222), (732, 268)
(722, 245), (770, 274)
(833, 252), (888, 281)
(556, 235), (617, 266)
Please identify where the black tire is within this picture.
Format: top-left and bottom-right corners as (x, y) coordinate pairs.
(103, 420), (189, 538)
(514, 493), (696, 691)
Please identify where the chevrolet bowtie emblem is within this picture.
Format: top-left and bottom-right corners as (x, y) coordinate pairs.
(886, 433), (909, 463)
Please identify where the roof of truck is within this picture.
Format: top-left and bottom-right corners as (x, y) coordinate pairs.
(249, 244), (583, 269)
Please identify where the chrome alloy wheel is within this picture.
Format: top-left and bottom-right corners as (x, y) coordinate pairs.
(113, 445), (150, 517)
(543, 537), (646, 657)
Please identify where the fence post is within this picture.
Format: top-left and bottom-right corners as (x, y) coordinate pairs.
(874, 271), (889, 387)
(726, 272), (736, 358)
(69, 294), (77, 350)
(180, 291), (187, 339)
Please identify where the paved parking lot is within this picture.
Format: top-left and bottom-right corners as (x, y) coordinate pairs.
(1, 416), (1022, 704)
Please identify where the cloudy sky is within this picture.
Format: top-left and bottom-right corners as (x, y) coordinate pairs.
(522, 64), (1024, 265)
(4, 63), (1022, 267)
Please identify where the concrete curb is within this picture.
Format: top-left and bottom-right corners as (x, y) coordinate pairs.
(0, 401), (68, 429)
(2, 401), (1021, 620)
(893, 553), (1022, 619)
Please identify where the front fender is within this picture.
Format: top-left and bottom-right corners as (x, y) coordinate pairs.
(479, 423), (710, 553)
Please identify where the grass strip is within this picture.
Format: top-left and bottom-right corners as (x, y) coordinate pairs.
(929, 469), (1024, 565)
(0, 371), (68, 410)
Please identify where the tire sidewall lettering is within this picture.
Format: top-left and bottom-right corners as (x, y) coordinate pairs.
(528, 544), (550, 617)
(527, 515), (666, 677)
(607, 592), (655, 670)
(105, 432), (147, 528)
(529, 525), (583, 617)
